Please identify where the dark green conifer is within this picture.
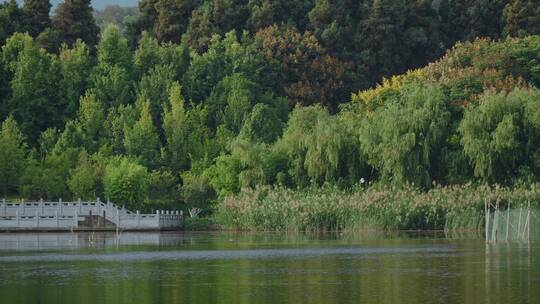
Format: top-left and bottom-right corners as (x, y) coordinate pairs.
(23, 0), (51, 37)
(52, 0), (100, 49)
(504, 0), (540, 37)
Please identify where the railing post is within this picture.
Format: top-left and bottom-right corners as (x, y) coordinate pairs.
(78, 198), (82, 214)
(56, 210), (59, 228)
(506, 201), (511, 242)
(36, 210), (39, 228)
(40, 198), (44, 215)
(485, 199), (490, 243)
(16, 211), (19, 226)
(527, 201), (531, 243)
(137, 210), (140, 226)
(21, 200), (25, 216)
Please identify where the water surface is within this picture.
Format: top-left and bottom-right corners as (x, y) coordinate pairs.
(0, 232), (537, 303)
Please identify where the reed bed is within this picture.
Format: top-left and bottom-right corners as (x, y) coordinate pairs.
(216, 184), (540, 232)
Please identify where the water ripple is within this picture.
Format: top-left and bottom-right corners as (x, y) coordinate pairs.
(0, 246), (454, 262)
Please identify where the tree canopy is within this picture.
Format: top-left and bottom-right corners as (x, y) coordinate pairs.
(3, 0), (540, 214)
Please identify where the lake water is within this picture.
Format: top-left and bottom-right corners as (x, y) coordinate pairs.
(0, 231), (537, 303)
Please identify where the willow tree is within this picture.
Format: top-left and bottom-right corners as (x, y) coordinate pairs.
(359, 83), (450, 188)
(274, 105), (367, 187)
(460, 88), (540, 184)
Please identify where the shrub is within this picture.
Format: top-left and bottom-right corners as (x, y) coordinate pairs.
(103, 157), (148, 210)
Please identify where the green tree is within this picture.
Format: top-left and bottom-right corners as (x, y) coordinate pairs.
(204, 154), (242, 197)
(206, 73), (259, 133)
(104, 103), (138, 153)
(2, 33), (61, 143)
(308, 0), (360, 60)
(467, 0), (506, 40)
(0, 0), (24, 44)
(182, 4), (215, 52)
(0, 116), (27, 195)
(91, 64), (133, 108)
(403, 0), (444, 69)
(124, 100), (160, 168)
(96, 24), (133, 71)
(163, 83), (209, 172)
(76, 91), (105, 152)
(38, 127), (58, 157)
(133, 32), (161, 77)
(504, 0), (540, 37)
(460, 88), (540, 183)
(275, 105), (366, 187)
(0, 56), (9, 120)
(68, 151), (101, 200)
(183, 32), (236, 103)
(211, 0), (250, 34)
(439, 0), (470, 44)
(52, 0), (99, 49)
(359, 83), (450, 188)
(23, 0), (51, 37)
(358, 0), (408, 86)
(91, 25), (134, 107)
(254, 25), (348, 109)
(239, 103), (283, 144)
(136, 63), (176, 127)
(180, 171), (216, 214)
(247, 0), (313, 32)
(154, 0), (199, 43)
(129, 0), (159, 44)
(19, 149), (78, 199)
(133, 32), (191, 80)
(58, 40), (94, 118)
(104, 157), (149, 210)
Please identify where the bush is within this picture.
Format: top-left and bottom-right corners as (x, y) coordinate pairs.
(68, 151), (102, 200)
(180, 172), (216, 215)
(103, 157), (148, 210)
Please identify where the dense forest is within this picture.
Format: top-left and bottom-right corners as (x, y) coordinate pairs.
(2, 0), (540, 215)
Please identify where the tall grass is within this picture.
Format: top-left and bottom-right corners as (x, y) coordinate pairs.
(216, 184), (540, 232)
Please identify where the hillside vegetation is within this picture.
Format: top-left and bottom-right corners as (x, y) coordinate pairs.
(1, 0), (540, 221)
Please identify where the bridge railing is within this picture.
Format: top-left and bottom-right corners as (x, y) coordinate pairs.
(0, 199), (183, 230)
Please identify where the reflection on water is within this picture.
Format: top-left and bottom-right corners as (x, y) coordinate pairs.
(0, 232), (187, 251)
(0, 232), (538, 304)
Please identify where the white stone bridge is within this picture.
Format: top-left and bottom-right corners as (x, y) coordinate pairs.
(0, 199), (183, 231)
